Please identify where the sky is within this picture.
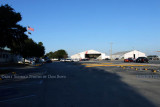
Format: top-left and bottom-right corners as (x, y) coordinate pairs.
(1, 0), (160, 56)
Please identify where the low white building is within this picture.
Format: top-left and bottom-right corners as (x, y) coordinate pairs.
(0, 48), (18, 63)
(112, 50), (146, 59)
(71, 50), (109, 60)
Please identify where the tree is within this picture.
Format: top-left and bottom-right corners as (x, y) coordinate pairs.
(38, 42), (43, 46)
(0, 4), (45, 64)
(0, 4), (28, 51)
(46, 51), (54, 59)
(21, 38), (36, 58)
(21, 39), (45, 58)
(36, 42), (45, 57)
(46, 49), (68, 60)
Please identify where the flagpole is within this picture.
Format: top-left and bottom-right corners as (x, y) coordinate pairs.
(27, 26), (34, 35)
(27, 26), (29, 34)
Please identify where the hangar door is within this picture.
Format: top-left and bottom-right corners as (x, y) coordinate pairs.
(85, 54), (101, 59)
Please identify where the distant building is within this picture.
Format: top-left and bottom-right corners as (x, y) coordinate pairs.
(112, 50), (146, 59)
(71, 50), (109, 60)
(0, 48), (18, 63)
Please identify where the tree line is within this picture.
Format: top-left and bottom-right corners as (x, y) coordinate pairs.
(0, 4), (45, 59)
(45, 49), (68, 60)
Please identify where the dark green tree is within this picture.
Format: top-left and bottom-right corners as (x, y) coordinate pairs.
(53, 49), (68, 60)
(0, 4), (28, 51)
(0, 4), (45, 64)
(46, 51), (54, 59)
(46, 50), (68, 60)
(21, 38), (36, 59)
(38, 42), (43, 46)
(36, 42), (45, 57)
(21, 39), (45, 58)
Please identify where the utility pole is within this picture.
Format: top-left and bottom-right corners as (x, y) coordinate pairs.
(110, 43), (113, 60)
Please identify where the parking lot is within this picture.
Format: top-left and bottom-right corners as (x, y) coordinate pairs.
(78, 60), (160, 106)
(0, 60), (160, 107)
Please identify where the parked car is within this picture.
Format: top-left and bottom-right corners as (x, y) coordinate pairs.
(60, 58), (65, 62)
(41, 59), (45, 63)
(18, 58), (32, 64)
(46, 59), (52, 63)
(105, 58), (111, 60)
(136, 57), (149, 63)
(65, 58), (73, 62)
(115, 58), (119, 60)
(80, 58), (89, 61)
(51, 58), (59, 61)
(72, 59), (79, 62)
(124, 58), (134, 62)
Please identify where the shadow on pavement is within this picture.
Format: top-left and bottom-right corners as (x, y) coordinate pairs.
(0, 62), (157, 107)
(47, 62), (156, 107)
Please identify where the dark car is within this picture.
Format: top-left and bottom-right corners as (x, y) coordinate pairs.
(136, 57), (149, 63)
(80, 58), (89, 61)
(105, 58), (111, 60)
(46, 59), (52, 63)
(124, 58), (133, 62)
(115, 58), (119, 60)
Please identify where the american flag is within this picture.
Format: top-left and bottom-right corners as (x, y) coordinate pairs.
(27, 26), (34, 31)
(28, 32), (31, 34)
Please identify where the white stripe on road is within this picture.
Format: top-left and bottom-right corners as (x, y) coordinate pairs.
(0, 95), (36, 103)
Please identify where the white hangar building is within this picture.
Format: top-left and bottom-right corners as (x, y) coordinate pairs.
(71, 50), (109, 60)
(112, 50), (146, 59)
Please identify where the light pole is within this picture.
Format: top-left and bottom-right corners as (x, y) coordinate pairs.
(110, 43), (113, 60)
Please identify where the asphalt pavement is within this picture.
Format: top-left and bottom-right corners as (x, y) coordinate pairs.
(0, 61), (160, 107)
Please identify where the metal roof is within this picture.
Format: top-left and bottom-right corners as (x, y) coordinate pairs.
(84, 50), (101, 54)
(112, 51), (131, 55)
(72, 50), (103, 56)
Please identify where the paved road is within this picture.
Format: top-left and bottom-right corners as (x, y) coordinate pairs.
(0, 62), (159, 107)
(83, 60), (160, 64)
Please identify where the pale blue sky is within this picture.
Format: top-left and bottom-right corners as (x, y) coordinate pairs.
(1, 0), (160, 56)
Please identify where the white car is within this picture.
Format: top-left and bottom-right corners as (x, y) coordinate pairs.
(51, 58), (59, 61)
(65, 58), (73, 62)
(18, 58), (31, 64)
(72, 59), (79, 62)
(60, 59), (65, 62)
